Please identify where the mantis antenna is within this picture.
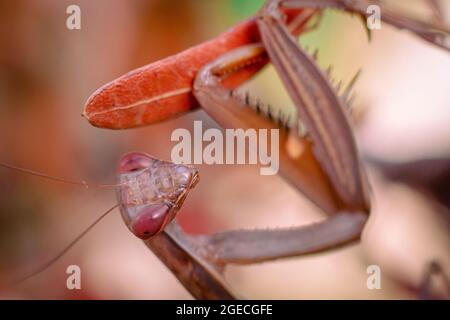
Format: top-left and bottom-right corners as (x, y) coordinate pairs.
(13, 203), (119, 284)
(0, 161), (123, 284)
(0, 161), (122, 188)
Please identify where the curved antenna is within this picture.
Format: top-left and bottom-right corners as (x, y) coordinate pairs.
(14, 203), (119, 284)
(0, 161), (121, 189)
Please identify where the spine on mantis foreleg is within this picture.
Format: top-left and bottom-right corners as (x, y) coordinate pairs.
(194, 44), (344, 215)
(193, 38), (370, 216)
(193, 47), (370, 264)
(256, 5), (371, 213)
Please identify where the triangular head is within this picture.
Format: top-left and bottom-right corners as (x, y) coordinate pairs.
(116, 152), (199, 239)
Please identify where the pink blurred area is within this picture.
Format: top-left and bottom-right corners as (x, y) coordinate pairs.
(0, 0), (449, 299)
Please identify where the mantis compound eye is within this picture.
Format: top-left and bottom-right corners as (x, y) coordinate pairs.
(116, 152), (199, 239)
(130, 203), (170, 239)
(117, 152), (153, 173)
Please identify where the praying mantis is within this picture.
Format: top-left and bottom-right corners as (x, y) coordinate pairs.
(2, 0), (449, 299)
(83, 0), (450, 299)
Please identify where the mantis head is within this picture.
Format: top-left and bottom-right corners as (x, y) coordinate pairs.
(116, 152), (199, 239)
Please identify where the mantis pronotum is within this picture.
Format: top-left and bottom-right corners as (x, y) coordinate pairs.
(1, 0), (449, 299)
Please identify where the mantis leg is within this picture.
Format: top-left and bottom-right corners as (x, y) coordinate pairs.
(144, 223), (237, 300)
(193, 36), (369, 264)
(144, 212), (365, 299)
(193, 212), (367, 265)
(256, 1), (371, 211)
(278, 0), (450, 51)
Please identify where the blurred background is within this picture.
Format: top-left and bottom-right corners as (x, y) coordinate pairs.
(0, 0), (449, 299)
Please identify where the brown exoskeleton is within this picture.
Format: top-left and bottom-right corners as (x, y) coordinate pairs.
(3, 0), (449, 299)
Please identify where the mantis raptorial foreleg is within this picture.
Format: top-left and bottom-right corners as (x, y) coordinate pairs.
(191, 0), (450, 266)
(192, 8), (371, 266)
